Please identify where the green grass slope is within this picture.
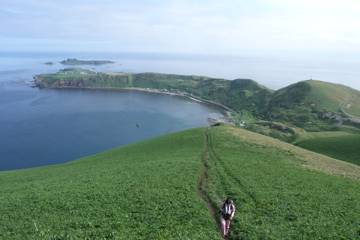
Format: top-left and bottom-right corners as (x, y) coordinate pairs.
(307, 80), (360, 116)
(0, 128), (219, 240)
(295, 131), (360, 166)
(1, 126), (359, 239)
(204, 126), (360, 239)
(268, 80), (360, 130)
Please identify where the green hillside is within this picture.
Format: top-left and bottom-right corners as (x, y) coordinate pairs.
(270, 80), (360, 116)
(35, 69), (360, 131)
(307, 80), (360, 116)
(295, 131), (360, 166)
(268, 80), (360, 130)
(1, 126), (359, 239)
(0, 128), (219, 240)
(34, 69), (272, 116)
(205, 126), (360, 239)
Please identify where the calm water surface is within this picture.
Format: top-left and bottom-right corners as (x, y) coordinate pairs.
(0, 54), (223, 171)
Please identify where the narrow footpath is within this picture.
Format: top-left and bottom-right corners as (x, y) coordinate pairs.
(198, 127), (257, 240)
(197, 128), (222, 238)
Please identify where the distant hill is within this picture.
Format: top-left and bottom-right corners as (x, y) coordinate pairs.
(34, 69), (273, 116)
(268, 80), (360, 130)
(306, 80), (360, 116)
(1, 125), (359, 239)
(60, 58), (115, 66)
(34, 69), (360, 131)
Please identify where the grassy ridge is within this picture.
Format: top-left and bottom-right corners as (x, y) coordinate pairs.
(0, 128), (219, 240)
(270, 80), (360, 117)
(205, 126), (360, 239)
(34, 69), (273, 116)
(268, 80), (360, 130)
(1, 126), (359, 239)
(307, 80), (360, 117)
(295, 132), (360, 166)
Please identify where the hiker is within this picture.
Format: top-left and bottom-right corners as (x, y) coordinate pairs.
(220, 198), (236, 237)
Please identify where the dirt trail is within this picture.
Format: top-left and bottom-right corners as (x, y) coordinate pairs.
(197, 128), (222, 237)
(198, 127), (246, 239)
(207, 130), (258, 206)
(199, 127), (258, 240)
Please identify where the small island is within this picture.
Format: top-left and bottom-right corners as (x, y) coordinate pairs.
(60, 58), (115, 66)
(44, 61), (54, 65)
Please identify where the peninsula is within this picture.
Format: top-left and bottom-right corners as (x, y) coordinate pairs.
(34, 68), (360, 127)
(34, 68), (360, 165)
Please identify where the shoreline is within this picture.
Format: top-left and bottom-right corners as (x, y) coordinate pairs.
(35, 84), (234, 123)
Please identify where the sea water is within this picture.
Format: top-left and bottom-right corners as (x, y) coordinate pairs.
(0, 53), (224, 170)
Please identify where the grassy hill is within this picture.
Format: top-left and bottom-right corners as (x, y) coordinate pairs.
(307, 80), (360, 116)
(34, 69), (273, 116)
(205, 126), (359, 239)
(0, 128), (218, 239)
(1, 125), (359, 239)
(294, 131), (360, 166)
(268, 80), (360, 130)
(35, 69), (360, 132)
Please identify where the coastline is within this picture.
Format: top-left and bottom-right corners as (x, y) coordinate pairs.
(34, 83), (234, 123)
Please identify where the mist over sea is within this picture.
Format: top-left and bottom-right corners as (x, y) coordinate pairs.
(1, 51), (359, 90)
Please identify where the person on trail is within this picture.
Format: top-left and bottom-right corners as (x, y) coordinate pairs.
(220, 198), (236, 238)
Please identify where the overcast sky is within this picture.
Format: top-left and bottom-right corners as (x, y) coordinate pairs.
(1, 0), (360, 55)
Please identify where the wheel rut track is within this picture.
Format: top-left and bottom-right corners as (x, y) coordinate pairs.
(197, 128), (222, 237)
(198, 127), (261, 239)
(206, 130), (259, 206)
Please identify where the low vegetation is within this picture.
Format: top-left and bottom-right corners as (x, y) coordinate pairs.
(295, 131), (360, 166)
(205, 126), (360, 239)
(0, 128), (219, 239)
(1, 125), (359, 239)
